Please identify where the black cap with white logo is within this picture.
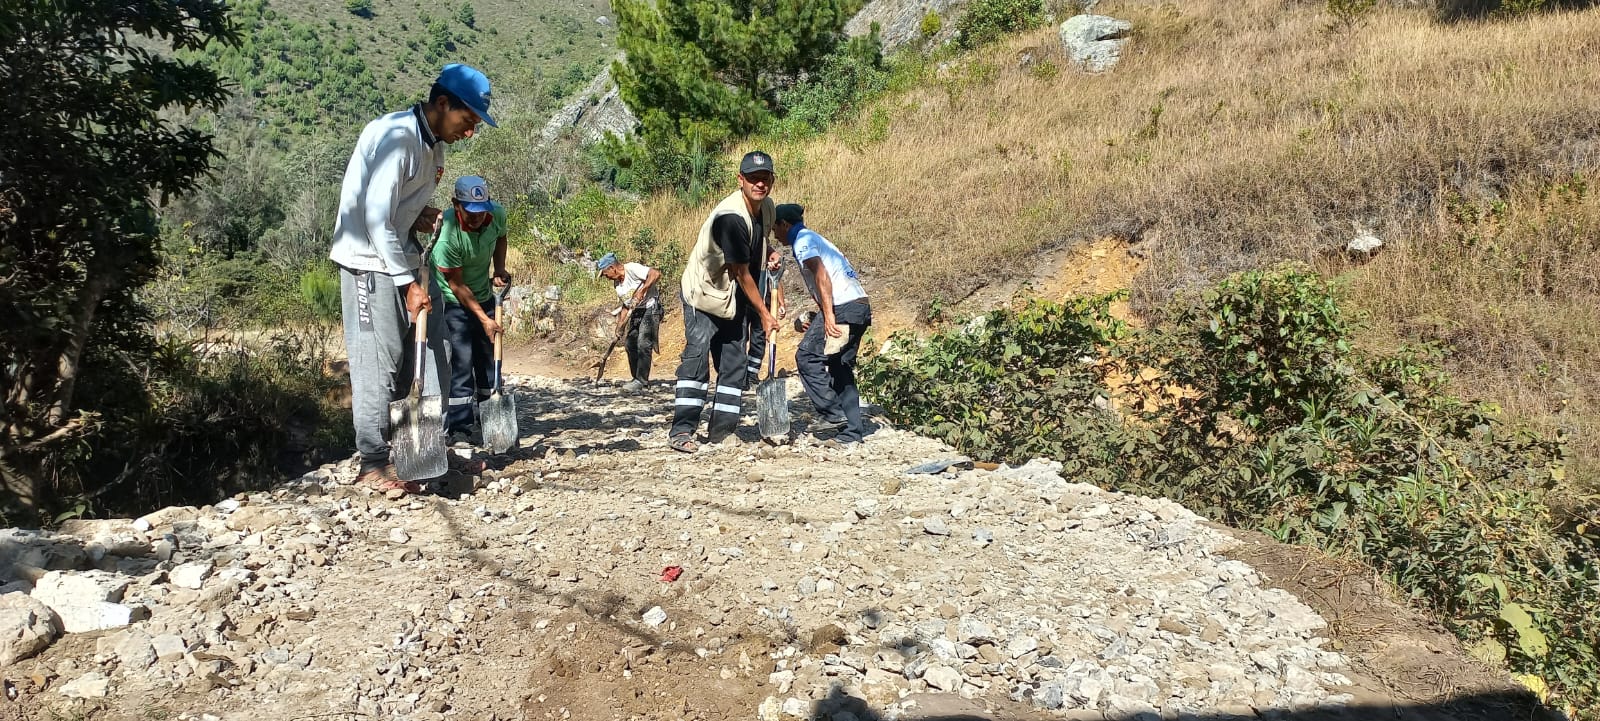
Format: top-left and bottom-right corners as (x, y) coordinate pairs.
(739, 150), (774, 176)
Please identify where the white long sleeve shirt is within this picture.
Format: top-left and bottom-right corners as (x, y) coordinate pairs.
(328, 105), (446, 286)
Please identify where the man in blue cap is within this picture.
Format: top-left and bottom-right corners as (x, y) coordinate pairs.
(596, 252), (663, 392)
(433, 175), (511, 444)
(330, 63), (497, 494)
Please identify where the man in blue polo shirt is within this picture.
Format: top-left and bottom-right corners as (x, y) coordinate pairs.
(330, 63), (497, 494)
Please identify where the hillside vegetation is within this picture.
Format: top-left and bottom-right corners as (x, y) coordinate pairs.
(192, 0), (615, 138)
(600, 0), (1600, 487)
(501, 0), (1600, 713)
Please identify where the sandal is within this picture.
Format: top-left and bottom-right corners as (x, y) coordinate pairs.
(668, 434), (699, 454)
(359, 465), (423, 498)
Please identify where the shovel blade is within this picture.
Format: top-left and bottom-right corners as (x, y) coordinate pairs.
(389, 395), (447, 481)
(757, 377), (790, 439)
(479, 391), (517, 454)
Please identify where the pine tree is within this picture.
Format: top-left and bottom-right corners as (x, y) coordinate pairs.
(612, 0), (862, 137)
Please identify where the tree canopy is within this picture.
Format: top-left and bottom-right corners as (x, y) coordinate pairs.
(612, 0), (863, 138)
(0, 0), (236, 516)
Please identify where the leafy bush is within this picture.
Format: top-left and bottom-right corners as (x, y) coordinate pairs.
(456, 2), (475, 28)
(771, 34), (890, 139)
(862, 293), (1132, 482)
(345, 0), (372, 17)
(593, 115), (730, 200)
(1326, 0), (1375, 30)
(920, 12), (943, 41)
(863, 266), (1597, 712)
(522, 185), (636, 255)
(956, 0), (1044, 49)
(1, 0), (234, 521)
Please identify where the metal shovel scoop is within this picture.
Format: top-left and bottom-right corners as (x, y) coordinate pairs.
(390, 307), (447, 481)
(756, 287), (790, 440)
(479, 287), (517, 454)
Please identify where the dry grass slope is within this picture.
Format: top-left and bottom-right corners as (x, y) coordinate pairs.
(605, 0), (1600, 493)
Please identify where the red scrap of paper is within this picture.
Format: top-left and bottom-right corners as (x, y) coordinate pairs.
(660, 566), (683, 582)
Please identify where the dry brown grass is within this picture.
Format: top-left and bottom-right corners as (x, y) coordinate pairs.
(627, 0), (1600, 300)
(1339, 178), (1600, 495)
(611, 0), (1600, 488)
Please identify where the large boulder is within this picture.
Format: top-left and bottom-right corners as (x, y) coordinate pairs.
(1059, 14), (1132, 73)
(0, 593), (61, 665)
(30, 570), (139, 633)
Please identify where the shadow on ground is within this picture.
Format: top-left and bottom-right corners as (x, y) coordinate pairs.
(811, 685), (1560, 721)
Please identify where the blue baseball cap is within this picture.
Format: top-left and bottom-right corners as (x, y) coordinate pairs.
(596, 252), (619, 271)
(435, 63), (497, 128)
(453, 176), (493, 213)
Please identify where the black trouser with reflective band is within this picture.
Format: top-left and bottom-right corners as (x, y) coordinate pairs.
(625, 305), (662, 383)
(672, 297), (749, 440)
(442, 296), (497, 434)
(796, 299), (872, 442)
(746, 315), (768, 384)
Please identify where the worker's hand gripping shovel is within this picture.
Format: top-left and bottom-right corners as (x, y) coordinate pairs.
(756, 285), (790, 441)
(389, 305), (447, 481)
(478, 285), (517, 454)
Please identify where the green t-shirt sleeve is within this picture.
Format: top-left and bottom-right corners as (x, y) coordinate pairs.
(490, 203), (508, 240)
(431, 214), (466, 269)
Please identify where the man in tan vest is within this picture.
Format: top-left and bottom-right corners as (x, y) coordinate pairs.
(670, 150), (781, 452)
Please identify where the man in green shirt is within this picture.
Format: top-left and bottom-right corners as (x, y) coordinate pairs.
(431, 175), (511, 441)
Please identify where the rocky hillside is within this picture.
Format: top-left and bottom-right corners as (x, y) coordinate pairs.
(0, 376), (1541, 720)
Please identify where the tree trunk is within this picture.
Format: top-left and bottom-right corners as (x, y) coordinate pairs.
(47, 268), (113, 427)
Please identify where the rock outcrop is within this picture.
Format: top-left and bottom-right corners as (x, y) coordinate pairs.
(540, 66), (639, 146)
(1059, 15), (1133, 72)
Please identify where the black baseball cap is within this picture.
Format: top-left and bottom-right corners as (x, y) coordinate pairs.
(775, 203), (804, 224)
(739, 150), (774, 176)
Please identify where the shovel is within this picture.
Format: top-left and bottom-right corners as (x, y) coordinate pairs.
(390, 306), (447, 481)
(756, 286), (790, 440)
(591, 328), (623, 386)
(479, 286), (517, 454)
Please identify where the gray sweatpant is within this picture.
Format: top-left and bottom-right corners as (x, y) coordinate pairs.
(340, 267), (448, 469)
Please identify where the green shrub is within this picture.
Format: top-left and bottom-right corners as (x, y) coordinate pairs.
(956, 0), (1043, 49)
(522, 185), (636, 254)
(919, 11), (943, 40)
(772, 35), (891, 139)
(592, 116), (730, 200)
(1326, 0), (1375, 30)
(862, 293), (1133, 482)
(344, 0), (372, 17)
(863, 266), (1597, 711)
(297, 266), (342, 322)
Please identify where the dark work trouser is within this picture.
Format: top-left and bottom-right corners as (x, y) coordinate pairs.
(795, 299), (872, 442)
(746, 315), (768, 384)
(442, 296), (498, 434)
(339, 267), (447, 470)
(672, 297), (749, 441)
(625, 305), (662, 383)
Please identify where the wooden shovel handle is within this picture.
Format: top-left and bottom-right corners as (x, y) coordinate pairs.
(493, 294), (504, 363)
(411, 307), (429, 389)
